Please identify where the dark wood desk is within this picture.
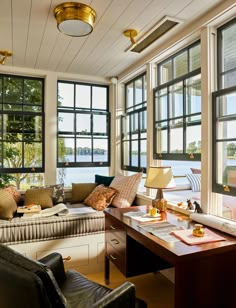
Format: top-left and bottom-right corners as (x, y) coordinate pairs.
(104, 206), (236, 308)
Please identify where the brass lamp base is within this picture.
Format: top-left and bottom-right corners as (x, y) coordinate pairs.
(152, 198), (167, 212)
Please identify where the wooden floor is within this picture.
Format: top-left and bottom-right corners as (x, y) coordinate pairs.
(86, 264), (174, 308)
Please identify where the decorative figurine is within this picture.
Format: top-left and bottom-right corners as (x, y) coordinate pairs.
(193, 201), (203, 213)
(186, 199), (194, 210)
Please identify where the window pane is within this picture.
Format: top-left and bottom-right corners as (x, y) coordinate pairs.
(217, 119), (236, 140)
(156, 123), (167, 153)
(126, 82), (133, 109)
(222, 70), (236, 88)
(186, 122), (201, 154)
(76, 85), (91, 108)
(140, 140), (146, 168)
(76, 138), (91, 162)
(131, 140), (138, 167)
(189, 44), (201, 71)
(170, 120), (183, 153)
(216, 141), (236, 185)
(93, 138), (108, 162)
(92, 86), (107, 110)
(24, 115), (42, 142)
(58, 137), (75, 163)
(222, 23), (236, 72)
(58, 83), (74, 108)
(76, 113), (91, 134)
(217, 91), (236, 117)
(93, 114), (107, 134)
(131, 113), (139, 133)
(186, 75), (201, 115)
(143, 75), (147, 101)
(123, 141), (130, 165)
(160, 59), (172, 84)
(156, 89), (168, 121)
(134, 77), (143, 105)
(3, 77), (23, 104)
(3, 142), (22, 168)
(58, 112), (74, 132)
(169, 82), (183, 118)
(24, 143), (42, 167)
(24, 79), (43, 105)
(57, 167), (109, 186)
(122, 116), (130, 140)
(174, 51), (188, 78)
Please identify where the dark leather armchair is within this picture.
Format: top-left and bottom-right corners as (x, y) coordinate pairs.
(0, 244), (147, 308)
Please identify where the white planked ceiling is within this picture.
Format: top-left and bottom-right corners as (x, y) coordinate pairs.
(0, 0), (225, 79)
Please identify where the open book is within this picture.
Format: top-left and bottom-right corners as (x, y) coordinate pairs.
(22, 203), (96, 218)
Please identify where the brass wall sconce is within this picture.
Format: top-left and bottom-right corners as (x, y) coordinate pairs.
(124, 29), (138, 46)
(54, 2), (96, 37)
(0, 50), (12, 65)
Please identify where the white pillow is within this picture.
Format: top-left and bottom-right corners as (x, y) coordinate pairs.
(186, 174), (201, 192)
(109, 173), (142, 208)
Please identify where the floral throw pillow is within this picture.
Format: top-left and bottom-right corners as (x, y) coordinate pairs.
(84, 184), (118, 211)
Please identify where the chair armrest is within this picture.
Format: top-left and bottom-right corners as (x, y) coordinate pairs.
(38, 252), (66, 287)
(92, 281), (136, 308)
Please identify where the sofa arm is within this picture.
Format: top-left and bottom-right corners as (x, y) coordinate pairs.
(38, 252), (66, 287)
(93, 281), (145, 308)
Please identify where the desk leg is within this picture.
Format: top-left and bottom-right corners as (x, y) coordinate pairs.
(105, 255), (110, 285)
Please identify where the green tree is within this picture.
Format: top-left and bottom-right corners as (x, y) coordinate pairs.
(227, 143), (236, 157)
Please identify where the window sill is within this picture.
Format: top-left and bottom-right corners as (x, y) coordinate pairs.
(136, 192), (192, 216)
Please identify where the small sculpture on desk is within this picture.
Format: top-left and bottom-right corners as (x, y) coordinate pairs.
(186, 199), (194, 210)
(193, 201), (203, 213)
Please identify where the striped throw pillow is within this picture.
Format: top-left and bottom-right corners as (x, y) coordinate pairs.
(186, 174), (201, 192)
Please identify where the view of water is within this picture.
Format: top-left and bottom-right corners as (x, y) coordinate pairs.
(58, 154), (201, 186)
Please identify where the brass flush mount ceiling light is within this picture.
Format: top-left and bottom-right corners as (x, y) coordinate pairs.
(124, 29), (138, 46)
(0, 50), (12, 65)
(54, 2), (96, 37)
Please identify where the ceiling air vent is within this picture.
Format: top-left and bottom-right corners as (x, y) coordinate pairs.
(131, 17), (180, 53)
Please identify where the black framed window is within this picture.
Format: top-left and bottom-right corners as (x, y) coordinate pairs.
(0, 74), (44, 176)
(217, 18), (236, 90)
(121, 73), (147, 172)
(153, 41), (201, 161)
(213, 17), (236, 196)
(57, 81), (110, 168)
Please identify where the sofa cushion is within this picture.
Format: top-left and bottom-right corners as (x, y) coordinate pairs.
(31, 184), (65, 204)
(24, 188), (53, 208)
(84, 184), (118, 210)
(110, 173), (142, 208)
(95, 174), (115, 187)
(0, 189), (17, 220)
(71, 183), (97, 204)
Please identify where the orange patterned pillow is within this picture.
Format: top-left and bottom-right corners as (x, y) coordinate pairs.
(84, 184), (118, 211)
(4, 186), (22, 204)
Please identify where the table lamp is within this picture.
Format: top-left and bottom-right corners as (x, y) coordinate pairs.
(145, 166), (176, 211)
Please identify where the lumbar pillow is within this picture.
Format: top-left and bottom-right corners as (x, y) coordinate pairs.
(24, 188), (53, 208)
(31, 184), (64, 204)
(95, 174), (115, 187)
(84, 184), (118, 211)
(71, 183), (97, 204)
(0, 189), (17, 220)
(109, 173), (142, 208)
(186, 174), (201, 192)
